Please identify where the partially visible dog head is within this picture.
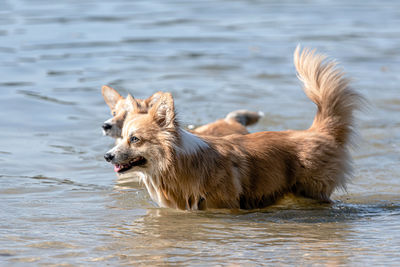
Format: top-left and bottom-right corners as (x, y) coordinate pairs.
(101, 85), (163, 139)
(102, 85), (127, 138)
(104, 92), (177, 176)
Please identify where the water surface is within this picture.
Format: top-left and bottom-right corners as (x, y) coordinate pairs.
(1, 0), (400, 265)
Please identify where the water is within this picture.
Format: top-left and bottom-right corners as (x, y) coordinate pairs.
(1, 0), (400, 265)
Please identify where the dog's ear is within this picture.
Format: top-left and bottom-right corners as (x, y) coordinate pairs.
(150, 92), (176, 128)
(125, 94), (142, 112)
(146, 91), (163, 108)
(102, 85), (122, 110)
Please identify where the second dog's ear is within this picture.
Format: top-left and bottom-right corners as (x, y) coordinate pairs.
(102, 85), (122, 110)
(149, 92), (176, 128)
(126, 94), (141, 112)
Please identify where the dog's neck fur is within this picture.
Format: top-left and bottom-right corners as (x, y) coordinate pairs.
(176, 129), (209, 155)
(141, 127), (240, 210)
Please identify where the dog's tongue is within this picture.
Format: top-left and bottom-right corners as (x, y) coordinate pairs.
(114, 164), (122, 172)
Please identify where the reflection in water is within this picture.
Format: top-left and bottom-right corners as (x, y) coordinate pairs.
(109, 208), (351, 265)
(105, 192), (400, 265)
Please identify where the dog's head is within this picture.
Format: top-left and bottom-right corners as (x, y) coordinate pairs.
(102, 85), (163, 139)
(102, 85), (127, 138)
(104, 92), (177, 175)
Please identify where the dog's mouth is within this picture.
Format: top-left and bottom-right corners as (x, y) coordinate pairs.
(114, 156), (147, 173)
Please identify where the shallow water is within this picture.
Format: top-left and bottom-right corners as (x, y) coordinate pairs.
(1, 0), (400, 265)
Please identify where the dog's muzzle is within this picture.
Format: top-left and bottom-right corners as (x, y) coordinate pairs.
(104, 152), (115, 162)
(102, 123), (112, 131)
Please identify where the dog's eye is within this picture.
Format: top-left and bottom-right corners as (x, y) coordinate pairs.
(130, 136), (140, 143)
(112, 111), (116, 116)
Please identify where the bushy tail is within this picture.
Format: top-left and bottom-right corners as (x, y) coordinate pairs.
(294, 46), (363, 146)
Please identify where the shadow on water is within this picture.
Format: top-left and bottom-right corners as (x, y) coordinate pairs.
(123, 196), (400, 226)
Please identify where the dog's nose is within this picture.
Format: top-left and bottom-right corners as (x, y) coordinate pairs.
(102, 123), (112, 130)
(104, 152), (115, 162)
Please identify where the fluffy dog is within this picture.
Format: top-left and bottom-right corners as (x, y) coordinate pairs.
(104, 47), (363, 210)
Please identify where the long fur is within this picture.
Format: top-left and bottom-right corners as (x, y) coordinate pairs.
(292, 46), (364, 200)
(105, 47), (364, 210)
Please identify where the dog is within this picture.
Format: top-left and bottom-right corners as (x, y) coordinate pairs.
(102, 85), (262, 139)
(104, 47), (364, 210)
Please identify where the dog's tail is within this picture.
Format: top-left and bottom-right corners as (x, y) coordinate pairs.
(293, 46), (365, 200)
(225, 109), (263, 126)
(294, 46), (363, 146)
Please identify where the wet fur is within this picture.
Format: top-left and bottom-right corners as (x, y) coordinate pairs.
(105, 47), (364, 210)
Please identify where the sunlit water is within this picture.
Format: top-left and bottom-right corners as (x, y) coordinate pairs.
(1, 0), (400, 265)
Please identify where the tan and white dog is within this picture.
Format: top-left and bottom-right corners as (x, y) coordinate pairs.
(104, 47), (364, 210)
(102, 86), (262, 140)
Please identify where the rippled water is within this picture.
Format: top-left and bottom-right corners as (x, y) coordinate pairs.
(1, 0), (400, 265)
